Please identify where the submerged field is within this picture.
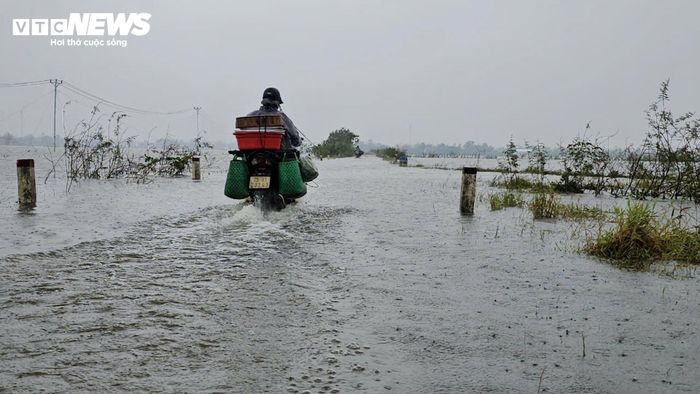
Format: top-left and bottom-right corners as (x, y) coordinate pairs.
(1, 147), (699, 393)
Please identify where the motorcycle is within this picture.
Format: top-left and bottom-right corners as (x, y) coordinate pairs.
(224, 115), (308, 210)
(353, 145), (364, 158)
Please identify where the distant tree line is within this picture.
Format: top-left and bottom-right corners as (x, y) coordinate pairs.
(1, 132), (58, 147)
(359, 139), (565, 159)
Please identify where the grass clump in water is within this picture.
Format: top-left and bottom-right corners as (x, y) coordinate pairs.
(489, 192), (524, 211)
(491, 175), (553, 193)
(528, 192), (606, 220)
(585, 203), (666, 269)
(665, 225), (700, 265)
(528, 193), (559, 219)
(586, 202), (700, 269)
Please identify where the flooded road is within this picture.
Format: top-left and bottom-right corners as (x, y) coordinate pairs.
(1, 148), (699, 392)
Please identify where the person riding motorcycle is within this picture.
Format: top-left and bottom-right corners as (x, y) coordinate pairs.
(244, 87), (303, 205)
(247, 87), (302, 151)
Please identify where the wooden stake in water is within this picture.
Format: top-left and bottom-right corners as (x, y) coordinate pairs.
(17, 159), (36, 209)
(460, 167), (477, 215)
(191, 157), (201, 180)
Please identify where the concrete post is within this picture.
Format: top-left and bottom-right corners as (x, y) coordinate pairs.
(460, 167), (476, 215)
(191, 157), (201, 180)
(17, 159), (36, 209)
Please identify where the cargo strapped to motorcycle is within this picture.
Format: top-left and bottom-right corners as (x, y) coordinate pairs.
(234, 115), (285, 150)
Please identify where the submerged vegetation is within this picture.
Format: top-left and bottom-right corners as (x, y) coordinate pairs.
(490, 175), (553, 193)
(484, 81), (700, 204)
(498, 137), (520, 176)
(527, 192), (605, 220)
(141, 135), (211, 177)
(585, 202), (700, 269)
(625, 80), (700, 201)
(528, 193), (560, 219)
(489, 191), (524, 210)
(46, 105), (211, 190)
(487, 189), (606, 220)
(556, 134), (611, 195)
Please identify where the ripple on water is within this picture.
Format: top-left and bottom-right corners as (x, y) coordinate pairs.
(0, 201), (358, 392)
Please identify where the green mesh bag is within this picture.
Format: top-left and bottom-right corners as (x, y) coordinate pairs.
(299, 155), (319, 182)
(224, 157), (250, 199)
(278, 159), (307, 198)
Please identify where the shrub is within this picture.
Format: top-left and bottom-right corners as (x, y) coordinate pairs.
(375, 147), (406, 162)
(498, 137), (519, 176)
(557, 132), (610, 195)
(46, 105), (212, 190)
(526, 141), (548, 179)
(626, 80), (700, 201)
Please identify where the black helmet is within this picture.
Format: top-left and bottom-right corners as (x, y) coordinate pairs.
(262, 87), (283, 105)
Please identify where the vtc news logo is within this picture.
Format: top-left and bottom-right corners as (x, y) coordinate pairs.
(12, 13), (151, 36)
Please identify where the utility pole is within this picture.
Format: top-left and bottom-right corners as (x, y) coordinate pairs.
(193, 106), (202, 134)
(50, 79), (63, 151)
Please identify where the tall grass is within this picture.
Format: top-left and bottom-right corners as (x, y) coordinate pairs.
(528, 192), (605, 220)
(489, 191), (524, 210)
(528, 193), (559, 219)
(665, 225), (700, 264)
(585, 203), (664, 268)
(585, 202), (700, 269)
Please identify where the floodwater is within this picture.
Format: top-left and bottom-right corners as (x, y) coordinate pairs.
(1, 146), (699, 393)
(407, 156), (565, 172)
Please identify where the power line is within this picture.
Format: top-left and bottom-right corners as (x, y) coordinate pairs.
(2, 80), (194, 118)
(62, 81), (192, 115)
(1, 79), (192, 116)
(1, 79), (208, 144)
(0, 79), (51, 88)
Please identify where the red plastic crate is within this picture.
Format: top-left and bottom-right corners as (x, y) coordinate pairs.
(234, 130), (284, 150)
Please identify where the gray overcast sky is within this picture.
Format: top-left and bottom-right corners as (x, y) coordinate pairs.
(2, 0), (700, 148)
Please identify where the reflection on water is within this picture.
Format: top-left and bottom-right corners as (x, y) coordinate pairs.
(1, 147), (699, 392)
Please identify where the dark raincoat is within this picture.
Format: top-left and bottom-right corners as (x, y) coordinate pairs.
(247, 105), (301, 151)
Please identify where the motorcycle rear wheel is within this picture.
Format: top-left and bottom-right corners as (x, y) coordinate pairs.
(252, 190), (286, 211)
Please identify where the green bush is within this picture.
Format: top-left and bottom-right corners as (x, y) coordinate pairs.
(375, 147), (406, 162)
(312, 128), (358, 158)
